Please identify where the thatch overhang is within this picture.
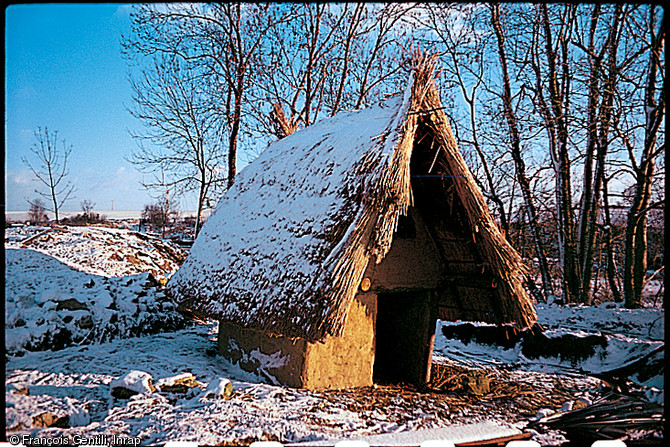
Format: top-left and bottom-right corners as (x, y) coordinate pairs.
(168, 54), (537, 341)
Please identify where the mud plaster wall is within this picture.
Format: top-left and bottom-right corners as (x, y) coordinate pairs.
(302, 292), (377, 389)
(365, 208), (446, 292)
(218, 321), (307, 388)
(218, 293), (377, 390)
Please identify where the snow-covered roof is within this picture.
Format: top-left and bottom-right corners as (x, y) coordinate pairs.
(168, 55), (536, 340)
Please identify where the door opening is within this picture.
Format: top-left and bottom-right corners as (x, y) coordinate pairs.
(373, 291), (437, 386)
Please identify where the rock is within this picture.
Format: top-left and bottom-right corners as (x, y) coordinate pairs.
(573, 398), (589, 410)
(7, 383), (29, 395)
(56, 298), (88, 311)
(7, 421), (26, 432)
(125, 254), (141, 266)
(68, 409), (91, 427)
(144, 273), (159, 288)
(111, 386), (138, 399)
(77, 315), (94, 329)
(156, 372), (203, 394)
(239, 357), (261, 373)
(110, 370), (156, 399)
(32, 412), (69, 428)
(535, 408), (556, 420)
(462, 373), (490, 396)
(204, 378), (233, 400)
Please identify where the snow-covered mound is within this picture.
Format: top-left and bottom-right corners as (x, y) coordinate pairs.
(4, 226), (189, 355)
(435, 302), (664, 403)
(536, 301), (664, 341)
(5, 225), (186, 282)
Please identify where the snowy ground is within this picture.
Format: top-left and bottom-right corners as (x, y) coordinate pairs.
(4, 225), (665, 446)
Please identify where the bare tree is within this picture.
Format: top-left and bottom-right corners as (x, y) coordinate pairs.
(27, 198), (49, 224)
(124, 3), (289, 195)
(127, 55), (225, 236)
(330, 3), (366, 116)
(569, 4), (632, 304)
(417, 4), (509, 232)
(253, 3), (412, 138)
(490, 3), (554, 301)
(21, 127), (75, 224)
(141, 195), (178, 239)
(254, 3), (353, 135)
(413, 3), (663, 307)
(207, 3), (292, 188)
(622, 5), (665, 308)
(80, 199), (96, 223)
(601, 175), (622, 302)
(524, 4), (582, 303)
(351, 3), (416, 110)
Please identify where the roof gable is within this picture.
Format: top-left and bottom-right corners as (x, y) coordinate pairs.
(169, 93), (414, 339)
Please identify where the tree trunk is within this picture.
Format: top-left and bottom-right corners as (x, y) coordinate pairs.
(48, 167), (59, 224)
(576, 5), (602, 304)
(623, 6), (664, 308)
(577, 5), (622, 305)
(491, 3), (553, 300)
(601, 177), (622, 302)
(537, 3), (580, 303)
(227, 77), (243, 190)
(331, 4), (363, 116)
(195, 175), (206, 237)
(624, 158), (656, 308)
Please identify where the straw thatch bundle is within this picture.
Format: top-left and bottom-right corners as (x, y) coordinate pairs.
(169, 52), (536, 341)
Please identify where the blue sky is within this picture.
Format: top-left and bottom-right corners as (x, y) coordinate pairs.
(5, 3), (162, 212)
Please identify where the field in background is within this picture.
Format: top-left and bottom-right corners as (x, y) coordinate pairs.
(4, 210), (211, 223)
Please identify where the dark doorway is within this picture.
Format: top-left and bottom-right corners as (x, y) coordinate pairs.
(373, 291), (437, 386)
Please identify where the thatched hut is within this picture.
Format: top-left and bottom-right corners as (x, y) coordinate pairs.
(168, 55), (537, 390)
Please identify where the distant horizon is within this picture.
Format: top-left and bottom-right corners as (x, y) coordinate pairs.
(4, 208), (211, 222)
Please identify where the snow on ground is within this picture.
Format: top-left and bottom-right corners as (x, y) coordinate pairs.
(5, 321), (566, 445)
(4, 225), (664, 445)
(536, 301), (664, 341)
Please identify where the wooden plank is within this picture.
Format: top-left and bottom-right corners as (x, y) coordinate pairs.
(20, 226), (68, 246)
(286, 431), (532, 446)
(20, 228), (55, 246)
(286, 423), (530, 447)
(456, 431), (532, 446)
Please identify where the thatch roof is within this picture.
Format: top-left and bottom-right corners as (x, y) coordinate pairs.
(168, 54), (537, 341)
